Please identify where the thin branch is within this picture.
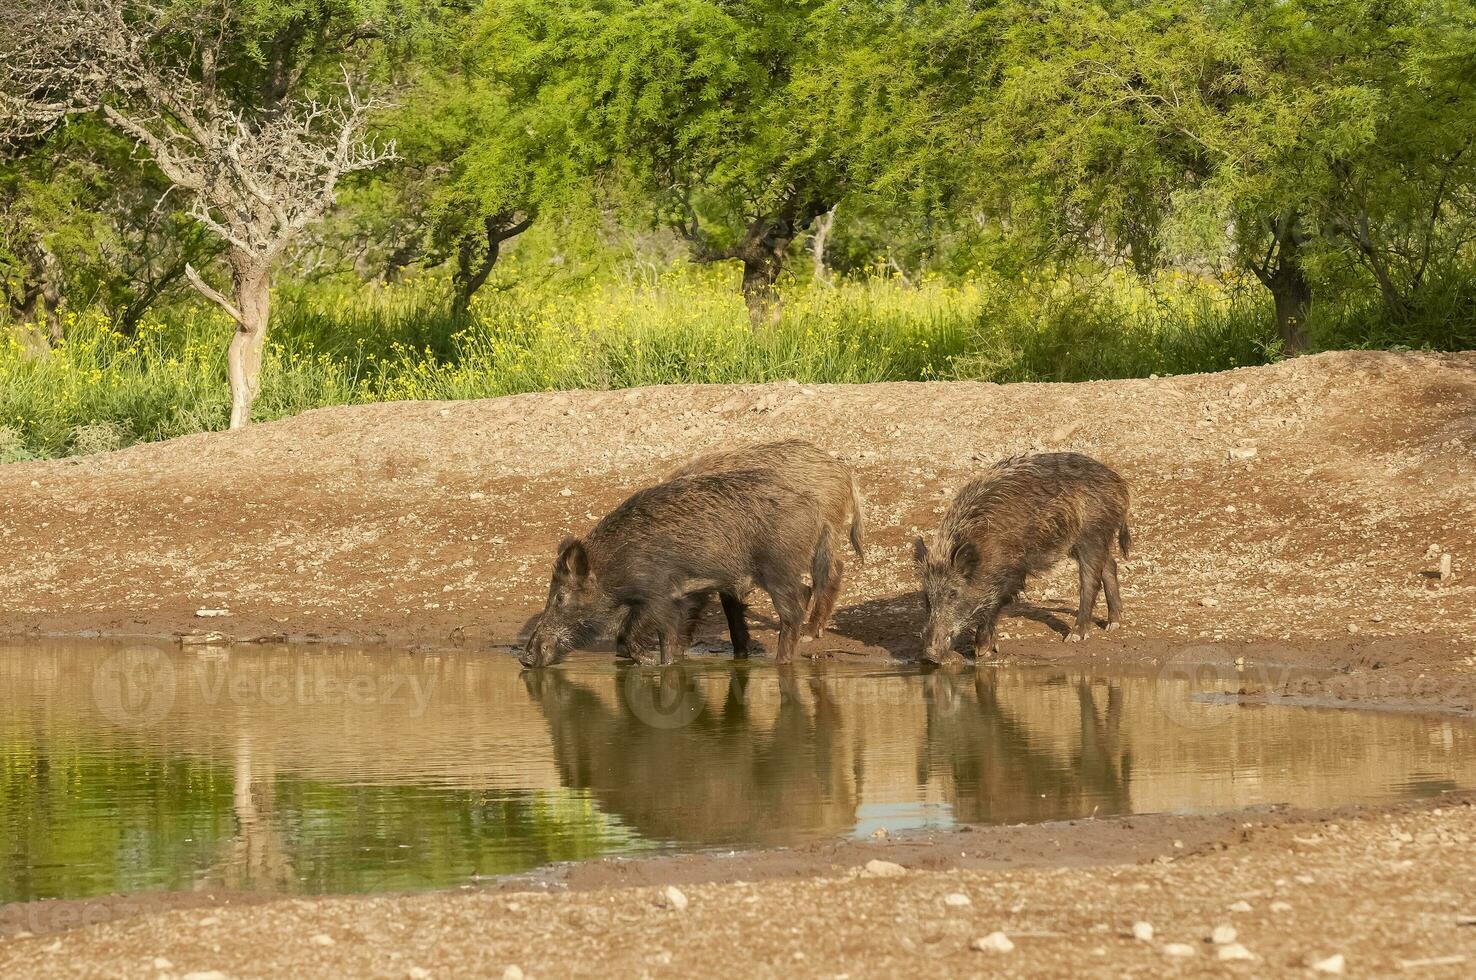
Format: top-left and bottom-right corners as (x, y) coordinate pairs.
(184, 262), (243, 323)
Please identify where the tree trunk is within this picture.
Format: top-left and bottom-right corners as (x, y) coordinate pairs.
(738, 251), (784, 327)
(1268, 263), (1312, 353)
(227, 253), (272, 430)
(810, 206), (837, 284)
(452, 214), (533, 319)
(1248, 217), (1312, 354)
(452, 231), (501, 319)
(8, 241), (64, 352)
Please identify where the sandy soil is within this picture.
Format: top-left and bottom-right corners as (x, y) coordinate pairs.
(3, 350), (1476, 975)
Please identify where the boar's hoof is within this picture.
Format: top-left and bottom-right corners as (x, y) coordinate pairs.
(1065, 631), (1086, 643)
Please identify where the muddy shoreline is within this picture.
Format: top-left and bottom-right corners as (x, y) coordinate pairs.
(3, 794), (1467, 942)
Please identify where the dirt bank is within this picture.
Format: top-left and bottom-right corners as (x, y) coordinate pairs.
(3, 350), (1474, 702)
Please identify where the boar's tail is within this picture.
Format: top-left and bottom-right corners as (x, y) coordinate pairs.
(1117, 521), (1132, 558)
(812, 525), (834, 605)
(848, 474), (866, 560)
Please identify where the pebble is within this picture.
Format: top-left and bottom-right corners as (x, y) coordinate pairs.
(195, 608), (230, 618)
(1218, 944), (1255, 962)
(1132, 921), (1155, 942)
(1441, 554), (1453, 581)
(971, 932), (1014, 953)
(503, 967), (524, 980)
(1228, 900), (1253, 912)
(1270, 901), (1293, 913)
(407, 969), (431, 980)
(182, 973), (230, 980)
(661, 885), (689, 911)
(1211, 925), (1238, 945)
(1227, 446), (1258, 460)
(310, 933), (335, 947)
(1163, 943), (1197, 958)
(557, 488), (573, 497)
(863, 859), (907, 878)
(944, 893), (971, 907)
(1200, 597), (1219, 607)
(154, 958), (175, 971)
(1311, 953), (1346, 974)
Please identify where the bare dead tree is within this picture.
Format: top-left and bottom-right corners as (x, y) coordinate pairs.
(0, 1), (395, 427)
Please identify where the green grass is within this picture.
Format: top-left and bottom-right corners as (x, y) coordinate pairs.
(1, 263), (1467, 461)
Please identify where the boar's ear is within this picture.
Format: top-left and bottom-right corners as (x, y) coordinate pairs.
(555, 538), (592, 581)
(950, 541), (979, 577)
(910, 535), (929, 566)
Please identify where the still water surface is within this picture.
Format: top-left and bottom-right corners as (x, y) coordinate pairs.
(2, 642), (1473, 901)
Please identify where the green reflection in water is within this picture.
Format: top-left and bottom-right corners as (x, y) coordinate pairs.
(0, 747), (643, 902)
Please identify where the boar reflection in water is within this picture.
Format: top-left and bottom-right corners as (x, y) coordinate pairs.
(522, 666), (855, 846)
(919, 671), (1132, 824)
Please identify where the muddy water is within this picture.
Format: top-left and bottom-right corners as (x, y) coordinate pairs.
(2, 642), (1474, 902)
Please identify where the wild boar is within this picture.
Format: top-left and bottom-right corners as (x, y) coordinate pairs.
(521, 469), (833, 668)
(667, 439), (864, 638)
(912, 452), (1131, 664)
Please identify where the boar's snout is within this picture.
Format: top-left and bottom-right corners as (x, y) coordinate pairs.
(920, 619), (959, 665)
(520, 622), (563, 669)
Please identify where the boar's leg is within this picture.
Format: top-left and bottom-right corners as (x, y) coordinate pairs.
(623, 600), (686, 666)
(767, 586), (808, 664)
(971, 591), (1009, 659)
(719, 592), (751, 657)
(1101, 557), (1123, 631)
(804, 555), (844, 640)
(679, 592), (713, 648)
(973, 620), (999, 658)
(1069, 545), (1108, 641)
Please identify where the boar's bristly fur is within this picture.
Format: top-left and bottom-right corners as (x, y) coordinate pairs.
(667, 439), (864, 639)
(523, 469), (830, 668)
(914, 452), (1131, 664)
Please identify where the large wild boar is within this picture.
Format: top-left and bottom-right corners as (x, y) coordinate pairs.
(912, 452), (1131, 664)
(667, 439), (865, 639)
(521, 469), (832, 668)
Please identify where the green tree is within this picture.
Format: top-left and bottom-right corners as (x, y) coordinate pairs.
(483, 0), (844, 323)
(967, 0), (1476, 350)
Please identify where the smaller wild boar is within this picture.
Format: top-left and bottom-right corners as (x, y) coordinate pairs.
(521, 469), (832, 668)
(667, 439), (864, 639)
(913, 452), (1131, 664)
